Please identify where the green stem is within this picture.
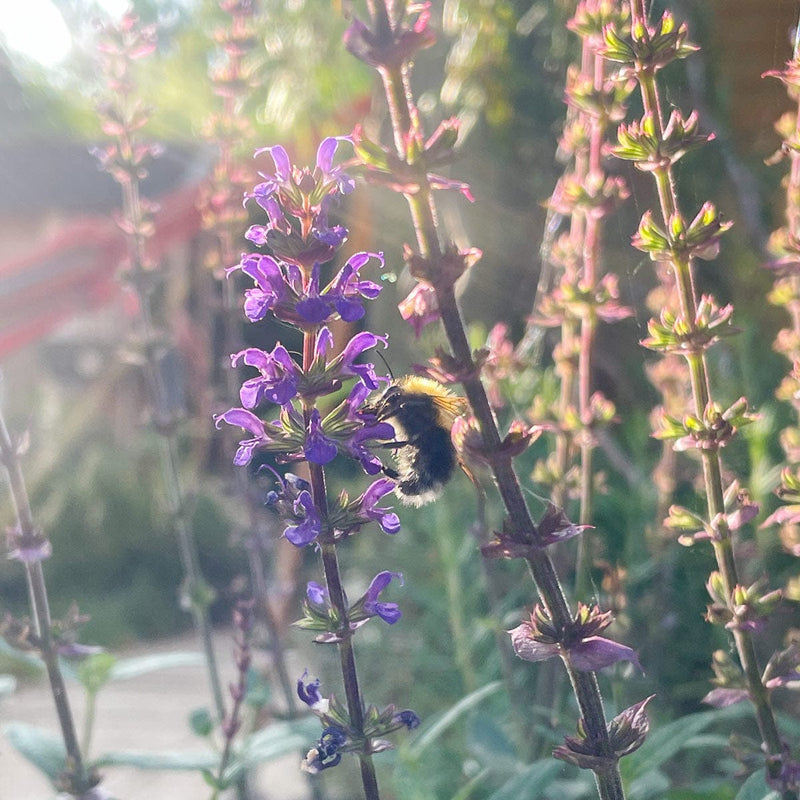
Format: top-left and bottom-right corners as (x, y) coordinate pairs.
(115, 107), (226, 725)
(629, 0), (789, 784)
(82, 690), (97, 759)
(373, 45), (627, 800)
(302, 326), (381, 800)
(0, 408), (92, 795)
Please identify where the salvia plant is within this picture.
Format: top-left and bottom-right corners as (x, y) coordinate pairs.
(0, 403), (96, 796)
(200, 0), (304, 730)
(343, 3), (649, 800)
(532, 0), (634, 596)
(214, 136), (420, 799)
(604, 0), (800, 796)
(91, 11), (226, 723)
(6, 2), (800, 800)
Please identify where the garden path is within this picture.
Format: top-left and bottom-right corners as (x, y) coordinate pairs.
(1, 631), (311, 800)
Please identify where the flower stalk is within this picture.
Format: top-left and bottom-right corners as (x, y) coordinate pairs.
(0, 406), (95, 797)
(201, 0), (304, 728)
(535, 0), (633, 595)
(604, 2), (794, 792)
(217, 138), (418, 799)
(346, 4), (646, 798)
(92, 12), (226, 722)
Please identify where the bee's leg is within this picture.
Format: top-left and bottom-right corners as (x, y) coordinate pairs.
(381, 464), (400, 479)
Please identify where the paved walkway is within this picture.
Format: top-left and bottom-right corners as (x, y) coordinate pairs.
(1, 633), (313, 800)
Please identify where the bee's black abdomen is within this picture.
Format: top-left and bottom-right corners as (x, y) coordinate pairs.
(396, 426), (456, 502)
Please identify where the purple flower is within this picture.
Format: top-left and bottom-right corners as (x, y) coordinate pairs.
(393, 709), (421, 730)
(6, 524), (52, 564)
(702, 687), (749, 708)
(360, 478), (401, 534)
(338, 331), (387, 390)
(767, 755), (800, 794)
(230, 248), (384, 328)
(229, 253), (288, 323)
(213, 408), (274, 466)
(284, 490), (322, 546)
(295, 264), (334, 323)
(301, 725), (347, 774)
(297, 670), (328, 711)
(314, 136), (355, 197)
(509, 604), (641, 673)
(363, 571), (403, 624)
(306, 581), (328, 605)
(343, 5), (435, 68)
(231, 345), (300, 408)
(304, 409), (338, 465)
(58, 642), (105, 659)
(248, 144), (293, 209)
(249, 138), (353, 218)
(398, 281), (440, 337)
(341, 384), (396, 474)
(324, 251), (384, 323)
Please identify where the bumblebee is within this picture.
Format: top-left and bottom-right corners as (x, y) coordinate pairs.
(370, 376), (468, 506)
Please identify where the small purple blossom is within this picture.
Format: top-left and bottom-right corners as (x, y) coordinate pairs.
(360, 478), (401, 534)
(333, 383), (396, 474)
(344, 5), (435, 71)
(306, 581), (328, 606)
(5, 524), (52, 564)
(231, 345), (300, 408)
(284, 490), (322, 546)
(250, 144), (293, 208)
(326, 252), (384, 322)
(702, 687), (749, 708)
(314, 136), (356, 196)
(228, 252), (289, 323)
(301, 725), (348, 774)
(295, 264), (332, 323)
(230, 251), (384, 328)
(767, 754), (800, 795)
(297, 670), (328, 711)
(509, 604), (641, 673)
(304, 409), (338, 465)
(249, 137), (353, 218)
(363, 571), (404, 624)
(213, 408), (273, 466)
(393, 709), (421, 730)
(398, 281), (440, 337)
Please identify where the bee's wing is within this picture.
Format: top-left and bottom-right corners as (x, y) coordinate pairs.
(430, 394), (469, 423)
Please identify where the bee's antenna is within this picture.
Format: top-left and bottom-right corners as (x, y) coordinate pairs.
(375, 348), (395, 381)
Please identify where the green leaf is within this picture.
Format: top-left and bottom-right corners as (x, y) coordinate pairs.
(734, 770), (780, 800)
(77, 652), (117, 694)
(188, 707), (214, 738)
(0, 673), (17, 698)
(93, 748), (217, 771)
(245, 666), (272, 709)
(466, 713), (517, 767)
(663, 785), (736, 799)
(621, 705), (748, 782)
(404, 681), (503, 761)
(449, 767), (492, 800)
(109, 651), (204, 681)
(628, 767), (670, 799)
(3, 722), (66, 783)
(238, 718), (319, 767)
(486, 760), (563, 800)
(0, 638), (44, 676)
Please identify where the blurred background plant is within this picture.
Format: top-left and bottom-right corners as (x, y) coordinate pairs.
(0, 1), (799, 798)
